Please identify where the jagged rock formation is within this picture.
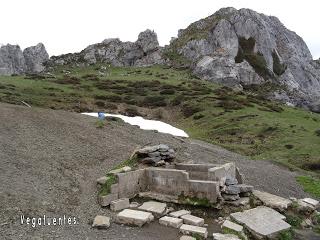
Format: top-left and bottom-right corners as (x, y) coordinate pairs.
(48, 29), (165, 67)
(0, 43), (49, 75)
(23, 43), (49, 73)
(0, 44), (26, 75)
(165, 7), (320, 112)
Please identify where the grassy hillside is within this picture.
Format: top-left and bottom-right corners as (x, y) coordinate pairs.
(0, 64), (319, 181)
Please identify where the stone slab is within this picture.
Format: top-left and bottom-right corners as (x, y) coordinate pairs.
(98, 193), (118, 207)
(180, 236), (196, 240)
(302, 198), (319, 207)
(169, 210), (191, 218)
(116, 209), (154, 227)
(230, 206), (290, 239)
(180, 224), (208, 238)
(253, 190), (292, 210)
(180, 214), (204, 226)
(222, 220), (243, 233)
(212, 233), (240, 240)
(110, 198), (130, 211)
(159, 216), (183, 228)
(92, 215), (110, 229)
(138, 201), (167, 217)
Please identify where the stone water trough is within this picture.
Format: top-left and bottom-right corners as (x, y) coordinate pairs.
(98, 162), (252, 207)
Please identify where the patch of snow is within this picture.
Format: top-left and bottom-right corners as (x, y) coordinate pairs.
(82, 112), (189, 138)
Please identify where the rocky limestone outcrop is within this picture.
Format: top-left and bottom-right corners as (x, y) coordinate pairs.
(166, 7), (320, 112)
(23, 43), (49, 73)
(0, 43), (49, 75)
(48, 29), (165, 67)
(0, 44), (26, 75)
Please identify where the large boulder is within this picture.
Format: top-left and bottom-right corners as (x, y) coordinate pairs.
(23, 43), (49, 73)
(0, 44), (26, 75)
(136, 29), (159, 53)
(167, 7), (320, 112)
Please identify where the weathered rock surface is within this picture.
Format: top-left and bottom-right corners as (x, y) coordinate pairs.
(180, 224), (208, 238)
(48, 29), (164, 68)
(159, 216), (183, 228)
(23, 43), (49, 73)
(136, 144), (175, 165)
(221, 220), (243, 233)
(92, 215), (110, 229)
(253, 190), (292, 210)
(230, 206), (291, 239)
(110, 198), (130, 211)
(0, 43), (48, 75)
(212, 233), (241, 240)
(169, 210), (191, 218)
(180, 214), (205, 227)
(167, 7), (320, 112)
(138, 201), (167, 217)
(116, 209), (154, 227)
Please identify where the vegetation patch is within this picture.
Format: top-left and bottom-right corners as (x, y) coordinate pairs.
(296, 176), (320, 198)
(235, 37), (272, 79)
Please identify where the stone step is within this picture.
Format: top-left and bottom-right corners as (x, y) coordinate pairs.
(110, 198), (129, 211)
(116, 209), (154, 227)
(159, 216), (183, 228)
(180, 214), (204, 226)
(169, 209), (191, 218)
(253, 190), (292, 210)
(212, 233), (240, 240)
(138, 201), (167, 217)
(180, 224), (208, 239)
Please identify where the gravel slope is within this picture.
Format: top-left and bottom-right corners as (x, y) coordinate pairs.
(0, 103), (308, 239)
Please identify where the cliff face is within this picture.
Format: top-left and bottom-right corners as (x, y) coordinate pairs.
(0, 43), (49, 75)
(166, 7), (320, 112)
(48, 29), (165, 67)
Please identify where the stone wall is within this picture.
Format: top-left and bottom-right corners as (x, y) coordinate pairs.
(100, 163), (240, 206)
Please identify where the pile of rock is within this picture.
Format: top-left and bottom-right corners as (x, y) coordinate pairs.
(136, 144), (175, 166)
(221, 177), (253, 202)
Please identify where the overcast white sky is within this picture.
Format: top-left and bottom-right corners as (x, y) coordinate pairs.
(1, 0), (319, 59)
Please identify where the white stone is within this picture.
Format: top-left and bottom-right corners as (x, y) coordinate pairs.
(180, 224), (208, 238)
(116, 209), (154, 227)
(302, 198), (319, 207)
(212, 233), (240, 240)
(180, 236), (196, 240)
(180, 214), (204, 226)
(129, 202), (140, 208)
(253, 190), (292, 210)
(96, 176), (109, 185)
(169, 210), (191, 218)
(92, 215), (110, 229)
(230, 206), (290, 239)
(222, 220), (243, 233)
(110, 198), (130, 211)
(138, 201), (167, 217)
(159, 216), (183, 228)
(122, 166), (132, 172)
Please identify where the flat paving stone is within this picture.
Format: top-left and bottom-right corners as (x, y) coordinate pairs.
(222, 220), (243, 233)
(159, 216), (183, 228)
(180, 224), (208, 238)
(212, 233), (240, 240)
(230, 206), (290, 239)
(253, 190), (292, 210)
(116, 209), (154, 227)
(138, 201), (167, 217)
(110, 198), (129, 211)
(92, 215), (110, 229)
(180, 236), (196, 240)
(169, 210), (191, 218)
(302, 198), (319, 207)
(180, 214), (204, 226)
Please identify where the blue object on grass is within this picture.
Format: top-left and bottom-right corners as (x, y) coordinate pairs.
(98, 112), (105, 120)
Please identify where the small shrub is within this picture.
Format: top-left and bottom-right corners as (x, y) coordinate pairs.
(105, 102), (118, 110)
(285, 214), (302, 228)
(95, 120), (105, 128)
(181, 104), (202, 117)
(55, 75), (81, 85)
(141, 96), (167, 107)
(124, 107), (141, 117)
(193, 113), (205, 120)
(160, 89), (175, 95)
(170, 95), (185, 106)
(95, 101), (105, 107)
(315, 129), (320, 137)
(285, 144), (294, 150)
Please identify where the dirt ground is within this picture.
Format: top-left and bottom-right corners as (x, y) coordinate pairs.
(0, 103), (309, 239)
